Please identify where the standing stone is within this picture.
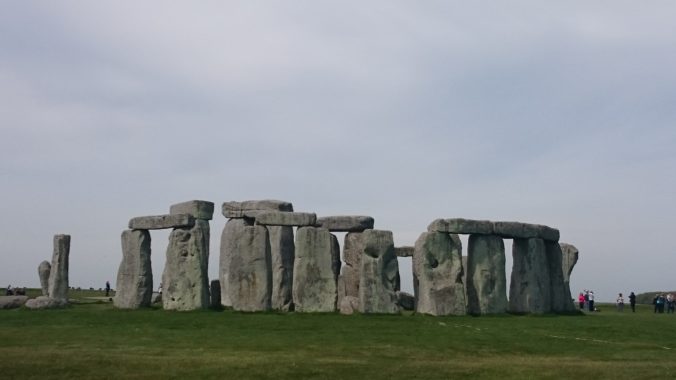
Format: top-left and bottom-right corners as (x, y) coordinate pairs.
(413, 232), (466, 316)
(38, 261), (51, 296)
(293, 227), (340, 312)
(210, 279), (221, 309)
(228, 225), (272, 312)
(509, 238), (552, 314)
(546, 241), (575, 312)
(359, 230), (400, 314)
(466, 235), (507, 315)
(162, 220), (210, 311)
(219, 219), (251, 307)
(560, 243), (579, 285)
(268, 225), (295, 311)
(114, 229), (153, 309)
(48, 234), (70, 301)
(341, 232), (364, 299)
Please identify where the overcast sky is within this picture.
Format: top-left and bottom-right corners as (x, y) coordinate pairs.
(2, 2), (675, 302)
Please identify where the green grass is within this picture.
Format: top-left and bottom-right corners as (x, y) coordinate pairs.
(2, 296), (676, 379)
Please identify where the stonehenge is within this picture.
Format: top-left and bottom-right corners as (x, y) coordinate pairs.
(293, 226), (340, 312)
(466, 234), (507, 315)
(114, 230), (153, 309)
(26, 235), (71, 309)
(359, 230), (400, 314)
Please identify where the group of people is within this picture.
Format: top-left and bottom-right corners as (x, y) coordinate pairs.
(615, 292), (636, 312)
(652, 293), (675, 314)
(578, 290), (638, 312)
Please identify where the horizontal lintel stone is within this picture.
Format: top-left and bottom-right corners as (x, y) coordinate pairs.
(315, 216), (374, 232)
(170, 200), (214, 220)
(394, 246), (414, 257)
(128, 214), (195, 230)
(427, 218), (494, 235)
(255, 212), (316, 227)
(222, 200), (293, 218)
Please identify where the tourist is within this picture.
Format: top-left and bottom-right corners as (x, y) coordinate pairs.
(656, 294), (666, 313)
(616, 293), (624, 312)
(105, 281), (111, 297)
(5, 284), (12, 296)
(588, 290), (595, 312)
(668, 294), (675, 314)
(578, 292), (585, 310)
(629, 292), (636, 312)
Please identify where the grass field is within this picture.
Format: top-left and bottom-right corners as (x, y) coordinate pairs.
(2, 292), (675, 379)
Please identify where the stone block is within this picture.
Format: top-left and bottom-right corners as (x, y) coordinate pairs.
(170, 200), (215, 220)
(268, 225), (295, 311)
(359, 230), (400, 314)
(25, 296), (68, 309)
(560, 243), (579, 283)
(114, 229), (153, 309)
(48, 234), (70, 301)
(316, 216), (375, 232)
(0, 296), (28, 309)
(509, 238), (552, 314)
(341, 232), (364, 298)
(546, 242), (575, 312)
(255, 212), (316, 227)
(466, 234), (507, 315)
(128, 214), (195, 230)
(293, 227), (340, 312)
(222, 200), (293, 218)
(394, 246), (414, 257)
(38, 261), (51, 296)
(427, 218), (494, 235)
(219, 219), (252, 307)
(227, 225), (272, 312)
(210, 279), (221, 309)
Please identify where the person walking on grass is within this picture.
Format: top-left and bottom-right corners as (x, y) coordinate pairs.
(616, 293), (624, 312)
(578, 292), (585, 310)
(667, 294), (675, 314)
(105, 281), (111, 297)
(588, 290), (595, 312)
(629, 292), (636, 312)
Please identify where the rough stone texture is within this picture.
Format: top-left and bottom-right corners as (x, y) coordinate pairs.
(38, 260), (51, 296)
(293, 227), (340, 312)
(0, 296), (28, 309)
(341, 232), (364, 298)
(222, 200), (293, 218)
(170, 200), (215, 220)
(255, 211), (316, 227)
(315, 216), (374, 232)
(414, 232), (466, 316)
(427, 218), (494, 235)
(151, 292), (162, 304)
(162, 220), (210, 311)
(128, 214), (195, 230)
(509, 238), (552, 314)
(219, 219), (252, 307)
(494, 222), (560, 242)
(114, 229), (153, 309)
(461, 255), (468, 297)
(396, 291), (415, 311)
(394, 246), (414, 257)
(466, 234), (507, 315)
(227, 225), (272, 312)
(210, 279), (221, 309)
(339, 296), (360, 315)
(359, 230), (400, 314)
(25, 296), (68, 309)
(48, 234), (70, 301)
(546, 242), (575, 312)
(268, 225), (295, 311)
(539, 226), (560, 242)
(560, 243), (579, 284)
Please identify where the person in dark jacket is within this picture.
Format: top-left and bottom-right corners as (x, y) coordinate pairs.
(629, 292), (636, 312)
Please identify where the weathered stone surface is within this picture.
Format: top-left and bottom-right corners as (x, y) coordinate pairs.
(222, 200), (293, 218)
(341, 232), (364, 299)
(560, 243), (579, 284)
(114, 229), (153, 309)
(461, 255), (468, 297)
(48, 234), (70, 301)
(228, 225), (272, 312)
(546, 242), (575, 312)
(466, 234), (507, 315)
(151, 292), (162, 304)
(494, 222), (559, 241)
(316, 216), (374, 232)
(0, 296), (28, 309)
(339, 296), (360, 315)
(268, 226), (295, 311)
(162, 220), (210, 311)
(38, 260), (51, 296)
(427, 218), (494, 235)
(210, 279), (221, 309)
(219, 219), (252, 307)
(25, 296), (67, 309)
(359, 230), (400, 314)
(128, 214), (195, 230)
(170, 200), (215, 220)
(394, 246), (414, 257)
(539, 226), (560, 242)
(396, 291), (415, 311)
(509, 238), (552, 314)
(255, 212), (316, 227)
(414, 232), (466, 316)
(293, 227), (340, 312)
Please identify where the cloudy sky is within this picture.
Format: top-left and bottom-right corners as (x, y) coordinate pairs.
(2, 2), (675, 302)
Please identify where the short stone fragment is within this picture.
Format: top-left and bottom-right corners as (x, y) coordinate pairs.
(427, 218), (494, 235)
(315, 216), (374, 232)
(268, 226), (295, 311)
(170, 200), (215, 220)
(394, 246), (414, 257)
(114, 229), (153, 309)
(255, 211), (316, 227)
(38, 261), (51, 296)
(359, 230), (400, 314)
(509, 238), (552, 314)
(414, 232), (466, 316)
(339, 296), (360, 315)
(0, 296), (28, 309)
(293, 227), (340, 312)
(466, 234), (507, 315)
(227, 225), (272, 312)
(210, 279), (221, 309)
(24, 296), (68, 310)
(222, 200), (293, 218)
(128, 214), (195, 230)
(48, 234), (70, 301)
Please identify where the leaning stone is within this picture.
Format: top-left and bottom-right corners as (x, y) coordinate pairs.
(38, 261), (51, 296)
(316, 216), (374, 232)
(227, 225), (272, 312)
(210, 279), (221, 309)
(128, 214), (195, 230)
(339, 296), (360, 315)
(268, 226), (295, 311)
(359, 230), (400, 314)
(509, 238), (552, 314)
(170, 200), (215, 220)
(48, 234), (70, 301)
(560, 243), (579, 284)
(255, 212), (316, 227)
(394, 246), (414, 257)
(427, 218), (494, 235)
(546, 242), (575, 312)
(25, 296), (68, 310)
(293, 227), (340, 312)
(396, 291), (415, 311)
(222, 200), (293, 218)
(414, 232), (466, 316)
(466, 235), (507, 315)
(341, 232), (364, 298)
(114, 229), (153, 309)
(162, 220), (210, 311)
(0, 296), (28, 309)
(219, 219), (252, 307)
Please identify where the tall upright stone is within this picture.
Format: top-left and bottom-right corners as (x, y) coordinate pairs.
(546, 241), (575, 312)
(466, 234), (507, 314)
(38, 261), (51, 296)
(509, 238), (551, 314)
(228, 225), (272, 312)
(293, 227), (340, 312)
(413, 232), (466, 316)
(560, 243), (579, 285)
(359, 230), (400, 314)
(162, 220), (210, 311)
(340, 232), (364, 299)
(219, 219), (251, 307)
(114, 230), (153, 309)
(48, 234), (70, 301)
(268, 225), (295, 311)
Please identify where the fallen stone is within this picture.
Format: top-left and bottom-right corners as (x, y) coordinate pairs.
(560, 243), (579, 284)
(394, 246), (414, 257)
(114, 229), (153, 309)
(162, 220), (210, 311)
(48, 234), (70, 301)
(339, 296), (360, 315)
(0, 296), (28, 309)
(341, 232), (364, 299)
(546, 242), (575, 312)
(359, 230), (400, 314)
(210, 279), (221, 309)
(268, 225), (295, 311)
(414, 231), (466, 316)
(293, 227), (340, 312)
(466, 234), (507, 315)
(228, 225), (272, 312)
(25, 296), (67, 310)
(38, 261), (51, 296)
(396, 291), (415, 311)
(170, 200), (215, 220)
(316, 216), (374, 232)
(427, 218), (494, 235)
(219, 219), (252, 307)
(222, 200), (293, 218)
(255, 211), (316, 227)
(509, 238), (552, 314)
(128, 214), (195, 230)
